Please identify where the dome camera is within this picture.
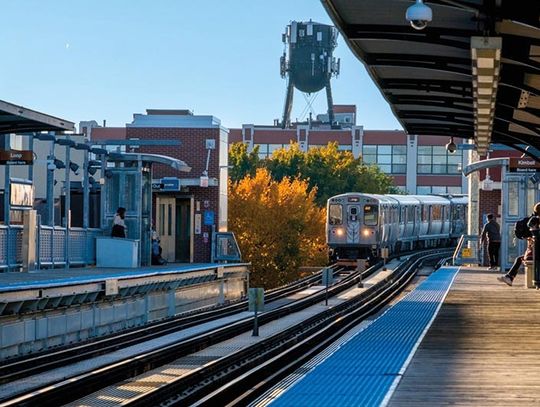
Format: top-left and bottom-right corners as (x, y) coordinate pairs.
(406, 0), (432, 30)
(446, 137), (457, 154)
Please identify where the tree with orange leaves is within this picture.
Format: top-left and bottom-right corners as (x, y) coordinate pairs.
(229, 168), (327, 289)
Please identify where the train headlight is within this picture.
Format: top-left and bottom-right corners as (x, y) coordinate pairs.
(362, 229), (371, 237)
(335, 228), (344, 236)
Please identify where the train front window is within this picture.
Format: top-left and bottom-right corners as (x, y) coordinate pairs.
(364, 205), (378, 226)
(329, 204), (343, 225)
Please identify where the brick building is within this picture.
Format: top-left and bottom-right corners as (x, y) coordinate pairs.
(230, 105), (469, 195)
(84, 110), (228, 263)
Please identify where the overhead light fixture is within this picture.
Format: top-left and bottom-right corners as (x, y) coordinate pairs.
(471, 37), (502, 156)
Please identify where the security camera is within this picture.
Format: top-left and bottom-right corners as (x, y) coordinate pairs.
(446, 137), (457, 154)
(406, 0), (432, 30)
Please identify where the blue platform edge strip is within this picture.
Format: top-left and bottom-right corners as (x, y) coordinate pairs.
(270, 266), (460, 407)
(0, 263), (249, 292)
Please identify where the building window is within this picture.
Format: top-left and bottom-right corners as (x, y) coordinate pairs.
(362, 144), (406, 174)
(417, 146), (462, 174)
(254, 143), (289, 159)
(416, 186), (463, 195)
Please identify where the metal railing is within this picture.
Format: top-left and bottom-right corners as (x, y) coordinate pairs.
(452, 234), (482, 266)
(0, 224), (102, 271)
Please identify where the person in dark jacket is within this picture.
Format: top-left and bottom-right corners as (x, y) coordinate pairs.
(498, 203), (540, 286)
(480, 213), (501, 270)
(111, 207), (126, 238)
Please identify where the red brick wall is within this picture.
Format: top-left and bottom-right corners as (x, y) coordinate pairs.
(129, 127), (221, 263)
(479, 189), (502, 230)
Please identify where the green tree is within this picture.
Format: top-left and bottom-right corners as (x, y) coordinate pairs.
(228, 142), (260, 182)
(265, 142), (395, 206)
(228, 168), (327, 289)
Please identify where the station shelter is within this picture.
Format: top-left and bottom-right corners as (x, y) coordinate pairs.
(85, 109), (229, 264)
(464, 153), (540, 270)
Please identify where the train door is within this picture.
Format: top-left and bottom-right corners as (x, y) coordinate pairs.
(156, 196), (176, 262)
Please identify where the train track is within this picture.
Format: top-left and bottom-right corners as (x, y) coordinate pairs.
(0, 250), (449, 406)
(0, 264), (338, 386)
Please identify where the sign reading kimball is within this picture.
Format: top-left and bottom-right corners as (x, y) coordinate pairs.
(0, 150), (33, 165)
(509, 157), (540, 173)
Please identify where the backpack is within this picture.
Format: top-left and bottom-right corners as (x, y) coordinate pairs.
(514, 216), (532, 239)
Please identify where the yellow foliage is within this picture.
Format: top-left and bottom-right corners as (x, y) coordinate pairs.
(229, 168), (327, 289)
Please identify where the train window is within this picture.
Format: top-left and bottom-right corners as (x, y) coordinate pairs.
(364, 205), (378, 226)
(432, 205), (442, 221)
(328, 204), (343, 225)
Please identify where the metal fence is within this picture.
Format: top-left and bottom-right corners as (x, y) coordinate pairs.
(0, 224), (102, 270)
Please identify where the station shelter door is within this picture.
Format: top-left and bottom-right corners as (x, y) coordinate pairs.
(501, 173), (540, 270)
(156, 195), (192, 263)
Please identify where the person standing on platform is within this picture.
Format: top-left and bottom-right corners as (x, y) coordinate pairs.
(111, 207), (126, 238)
(498, 203), (540, 286)
(480, 213), (501, 270)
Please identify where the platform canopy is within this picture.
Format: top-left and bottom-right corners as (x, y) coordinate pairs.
(322, 0), (540, 157)
(0, 99), (75, 134)
(108, 152), (191, 172)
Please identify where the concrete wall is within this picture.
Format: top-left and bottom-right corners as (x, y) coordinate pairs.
(0, 276), (245, 360)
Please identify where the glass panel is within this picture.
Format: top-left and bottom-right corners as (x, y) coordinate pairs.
(417, 186), (431, 194)
(447, 164), (460, 173)
(447, 155), (462, 164)
(393, 154), (407, 164)
(363, 145), (377, 154)
(328, 204), (342, 225)
(338, 144), (352, 151)
(528, 185), (536, 214)
(106, 173), (121, 214)
(432, 186), (447, 194)
(392, 164), (406, 173)
(418, 146), (432, 155)
(378, 145), (392, 154)
(506, 225), (520, 265)
(448, 186), (462, 194)
(432, 164), (447, 174)
(417, 155), (432, 164)
(377, 155), (392, 164)
(268, 144), (282, 153)
(124, 172), (137, 212)
(362, 155), (376, 164)
(256, 144), (268, 153)
(393, 145), (407, 155)
(364, 204), (378, 225)
(508, 182), (519, 216)
(433, 146), (447, 155)
(417, 164), (431, 174)
(378, 164), (391, 173)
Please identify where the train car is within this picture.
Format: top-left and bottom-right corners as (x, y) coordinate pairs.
(327, 192), (467, 262)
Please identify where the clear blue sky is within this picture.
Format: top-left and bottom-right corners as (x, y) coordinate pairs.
(0, 0), (402, 131)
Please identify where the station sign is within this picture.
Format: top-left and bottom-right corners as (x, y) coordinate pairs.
(457, 144), (475, 150)
(508, 157), (540, 173)
(152, 177), (181, 191)
(0, 150), (33, 165)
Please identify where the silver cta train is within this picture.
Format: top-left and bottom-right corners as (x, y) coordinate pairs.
(327, 193), (468, 262)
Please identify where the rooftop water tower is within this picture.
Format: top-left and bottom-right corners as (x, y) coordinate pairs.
(280, 20), (340, 128)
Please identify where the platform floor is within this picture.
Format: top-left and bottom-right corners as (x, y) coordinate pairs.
(257, 266), (540, 407)
(0, 263), (245, 291)
(388, 267), (540, 406)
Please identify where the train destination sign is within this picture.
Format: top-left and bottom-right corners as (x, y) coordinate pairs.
(0, 150), (33, 165)
(508, 157), (540, 173)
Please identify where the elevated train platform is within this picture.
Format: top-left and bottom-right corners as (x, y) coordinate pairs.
(0, 263), (249, 359)
(258, 266), (540, 407)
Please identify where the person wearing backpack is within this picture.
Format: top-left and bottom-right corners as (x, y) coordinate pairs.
(498, 203), (540, 286)
(480, 213), (501, 270)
